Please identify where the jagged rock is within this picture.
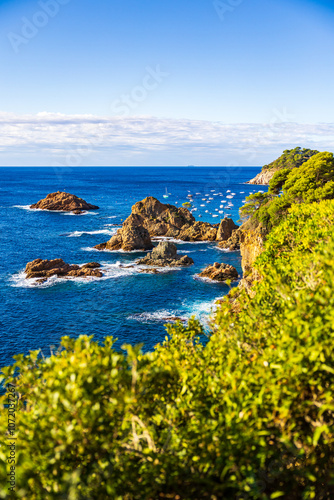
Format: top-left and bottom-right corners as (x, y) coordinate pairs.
(96, 197), (239, 250)
(95, 214), (153, 252)
(137, 241), (194, 267)
(96, 197), (240, 251)
(132, 197), (196, 237)
(198, 262), (239, 282)
(219, 228), (241, 251)
(178, 221), (218, 241)
(30, 191), (99, 212)
(25, 259), (102, 281)
(216, 218), (239, 241)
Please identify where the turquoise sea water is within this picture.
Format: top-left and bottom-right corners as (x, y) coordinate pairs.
(0, 166), (264, 367)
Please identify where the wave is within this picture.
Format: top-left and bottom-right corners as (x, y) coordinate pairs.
(13, 205), (97, 216)
(216, 247), (233, 252)
(10, 261), (181, 289)
(13, 205), (40, 211)
(152, 236), (212, 245)
(127, 310), (188, 324)
(82, 246), (147, 254)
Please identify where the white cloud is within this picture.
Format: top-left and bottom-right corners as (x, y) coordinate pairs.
(0, 112), (333, 166)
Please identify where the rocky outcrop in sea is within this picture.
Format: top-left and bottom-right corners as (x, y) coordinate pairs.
(137, 241), (194, 267)
(95, 214), (153, 252)
(95, 197), (239, 251)
(25, 259), (103, 283)
(30, 191), (99, 214)
(198, 262), (239, 282)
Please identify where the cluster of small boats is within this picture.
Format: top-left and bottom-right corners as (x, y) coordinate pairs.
(163, 186), (266, 221)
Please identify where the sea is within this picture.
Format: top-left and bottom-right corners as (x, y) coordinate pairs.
(0, 166), (264, 367)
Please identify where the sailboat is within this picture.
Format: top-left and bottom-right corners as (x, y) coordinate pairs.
(163, 188), (169, 199)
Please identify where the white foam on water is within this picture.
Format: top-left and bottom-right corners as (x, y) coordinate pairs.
(127, 310), (187, 324)
(82, 246), (147, 253)
(10, 259), (181, 289)
(152, 237), (211, 245)
(66, 229), (116, 238)
(217, 247), (233, 252)
(13, 205), (41, 211)
(63, 211), (98, 216)
(12, 205), (97, 216)
(106, 216), (117, 219)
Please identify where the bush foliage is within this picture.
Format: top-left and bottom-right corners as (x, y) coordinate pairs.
(262, 147), (319, 172)
(1, 170), (334, 499)
(240, 151), (334, 231)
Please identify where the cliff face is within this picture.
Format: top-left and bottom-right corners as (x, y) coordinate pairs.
(247, 169), (276, 185)
(239, 229), (264, 276)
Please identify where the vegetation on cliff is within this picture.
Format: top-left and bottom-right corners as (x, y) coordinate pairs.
(241, 151), (334, 232)
(1, 162), (334, 498)
(247, 147), (319, 185)
(262, 147), (319, 171)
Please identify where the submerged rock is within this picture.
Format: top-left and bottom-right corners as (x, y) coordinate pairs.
(198, 262), (239, 282)
(30, 191), (99, 213)
(25, 259), (103, 282)
(137, 241), (194, 267)
(95, 197), (239, 250)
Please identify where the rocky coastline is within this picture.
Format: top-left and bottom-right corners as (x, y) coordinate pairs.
(95, 196), (238, 252)
(23, 191), (260, 301)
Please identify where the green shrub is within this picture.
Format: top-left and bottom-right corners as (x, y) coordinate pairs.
(1, 200), (334, 499)
(241, 152), (334, 234)
(262, 147), (319, 171)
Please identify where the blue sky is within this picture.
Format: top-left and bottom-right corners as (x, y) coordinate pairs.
(1, 0), (334, 166)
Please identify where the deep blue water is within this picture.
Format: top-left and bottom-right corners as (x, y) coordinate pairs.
(0, 166), (263, 367)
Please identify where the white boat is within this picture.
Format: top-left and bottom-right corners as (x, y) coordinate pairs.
(163, 188), (169, 199)
(212, 214), (218, 218)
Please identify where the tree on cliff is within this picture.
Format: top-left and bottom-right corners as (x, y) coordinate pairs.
(263, 146), (319, 171)
(241, 151), (334, 231)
